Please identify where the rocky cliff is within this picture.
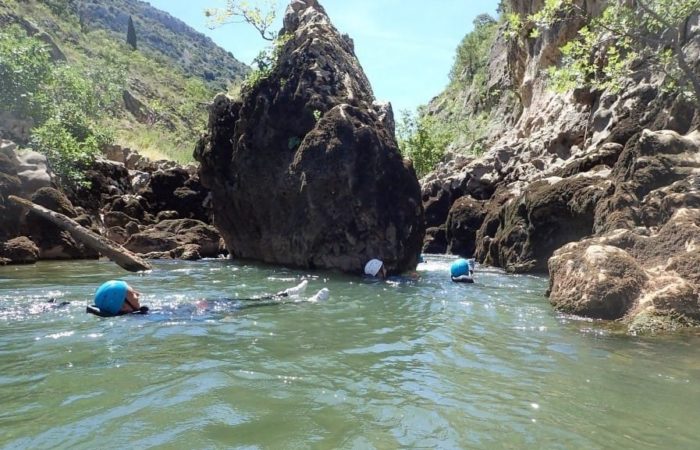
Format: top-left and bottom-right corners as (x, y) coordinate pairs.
(195, 0), (424, 275)
(423, 0), (700, 332)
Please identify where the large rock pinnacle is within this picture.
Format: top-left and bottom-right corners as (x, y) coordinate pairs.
(195, 0), (424, 274)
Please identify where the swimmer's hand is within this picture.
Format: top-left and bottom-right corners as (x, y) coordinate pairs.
(281, 280), (308, 297)
(307, 288), (330, 303)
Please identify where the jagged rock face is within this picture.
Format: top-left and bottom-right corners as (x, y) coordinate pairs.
(196, 0), (424, 274)
(594, 130), (700, 234)
(476, 173), (613, 272)
(546, 130), (700, 331)
(445, 196), (487, 257)
(418, 0), (699, 331)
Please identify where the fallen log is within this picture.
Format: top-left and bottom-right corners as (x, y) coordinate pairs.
(8, 195), (151, 272)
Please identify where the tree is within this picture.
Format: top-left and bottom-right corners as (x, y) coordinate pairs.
(204, 0), (278, 41)
(397, 110), (454, 178)
(79, 10), (87, 33)
(126, 16), (137, 50)
(450, 14), (498, 85)
(520, 0), (700, 107)
(1, 26), (124, 188)
(204, 1), (288, 91)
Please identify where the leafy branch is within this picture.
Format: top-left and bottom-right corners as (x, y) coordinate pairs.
(510, 0), (700, 107)
(204, 0), (278, 41)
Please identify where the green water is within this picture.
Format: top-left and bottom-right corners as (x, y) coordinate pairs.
(1, 257), (699, 449)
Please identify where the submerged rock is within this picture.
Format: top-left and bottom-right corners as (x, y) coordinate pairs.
(195, 0), (424, 274)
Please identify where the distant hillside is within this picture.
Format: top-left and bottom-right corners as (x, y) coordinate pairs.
(77, 0), (248, 91)
(0, 0), (250, 163)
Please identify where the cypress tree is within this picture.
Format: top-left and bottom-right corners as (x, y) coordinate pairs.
(126, 16), (137, 50)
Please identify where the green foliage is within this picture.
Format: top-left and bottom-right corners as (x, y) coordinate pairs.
(528, 0), (700, 105)
(5, 0), (229, 171)
(33, 0), (248, 91)
(42, 0), (78, 18)
(242, 33), (292, 91)
(397, 110), (454, 178)
(449, 14), (497, 87)
(30, 118), (107, 188)
(504, 12), (523, 40)
(397, 13), (502, 178)
(72, 29), (214, 161)
(0, 25), (125, 187)
(0, 25), (53, 118)
(205, 0), (278, 41)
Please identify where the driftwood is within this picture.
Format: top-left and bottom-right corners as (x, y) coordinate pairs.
(8, 195), (151, 272)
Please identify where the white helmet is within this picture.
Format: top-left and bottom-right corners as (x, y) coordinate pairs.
(364, 259), (384, 276)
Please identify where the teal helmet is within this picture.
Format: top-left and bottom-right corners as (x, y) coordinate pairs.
(94, 280), (128, 315)
(450, 259), (469, 278)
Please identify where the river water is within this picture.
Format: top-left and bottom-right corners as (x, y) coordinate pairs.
(1, 256), (698, 449)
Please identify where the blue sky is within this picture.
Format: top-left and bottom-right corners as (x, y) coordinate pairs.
(146, 0), (500, 113)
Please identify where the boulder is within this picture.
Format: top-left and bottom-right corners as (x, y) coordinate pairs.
(0, 140), (24, 240)
(123, 219), (221, 258)
(25, 188), (98, 260)
(70, 158), (132, 211)
(195, 0), (424, 274)
(548, 241), (648, 319)
(0, 236), (39, 264)
(140, 168), (210, 222)
(104, 211), (136, 229)
(104, 194), (152, 224)
(548, 208), (700, 331)
(15, 148), (52, 194)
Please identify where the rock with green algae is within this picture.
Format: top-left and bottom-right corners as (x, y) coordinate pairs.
(627, 310), (700, 335)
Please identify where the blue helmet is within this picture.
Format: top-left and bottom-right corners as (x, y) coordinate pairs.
(94, 280), (128, 315)
(450, 259), (469, 278)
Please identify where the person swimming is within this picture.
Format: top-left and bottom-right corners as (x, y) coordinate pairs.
(363, 258), (419, 283)
(87, 280), (147, 317)
(450, 258), (474, 283)
(86, 279), (328, 317)
(364, 259), (387, 279)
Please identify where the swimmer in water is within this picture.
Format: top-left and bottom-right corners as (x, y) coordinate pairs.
(363, 258), (419, 282)
(364, 259), (387, 279)
(450, 258), (474, 283)
(87, 279), (329, 317)
(87, 280), (146, 316)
